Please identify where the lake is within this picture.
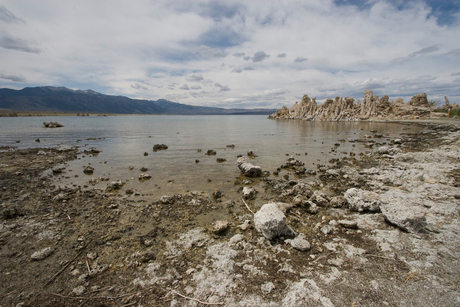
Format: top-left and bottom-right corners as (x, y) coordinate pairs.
(0, 115), (423, 199)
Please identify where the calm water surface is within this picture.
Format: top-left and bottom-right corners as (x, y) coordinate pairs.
(0, 115), (423, 199)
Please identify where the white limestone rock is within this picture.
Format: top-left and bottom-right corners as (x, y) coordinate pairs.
(254, 203), (296, 240)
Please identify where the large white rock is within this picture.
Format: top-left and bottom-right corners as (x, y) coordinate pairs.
(235, 157), (262, 177)
(380, 201), (427, 233)
(344, 188), (380, 212)
(254, 203), (296, 240)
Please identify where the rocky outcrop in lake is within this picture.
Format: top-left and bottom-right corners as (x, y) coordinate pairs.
(269, 90), (438, 121)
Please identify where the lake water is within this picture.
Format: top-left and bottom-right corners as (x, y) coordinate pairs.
(0, 115), (423, 199)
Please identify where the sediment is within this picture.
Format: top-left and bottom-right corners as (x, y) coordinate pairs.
(1, 121), (460, 306)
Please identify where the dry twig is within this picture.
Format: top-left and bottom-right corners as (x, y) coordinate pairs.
(173, 290), (223, 305)
(45, 239), (92, 286)
(365, 254), (396, 261)
(242, 198), (255, 215)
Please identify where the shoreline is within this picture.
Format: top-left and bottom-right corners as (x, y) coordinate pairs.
(1, 121), (460, 306)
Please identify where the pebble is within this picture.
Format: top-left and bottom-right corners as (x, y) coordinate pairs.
(72, 285), (86, 295)
(30, 247), (53, 260)
(212, 220), (229, 234)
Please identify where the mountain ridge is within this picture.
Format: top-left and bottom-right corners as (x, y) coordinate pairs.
(0, 86), (276, 115)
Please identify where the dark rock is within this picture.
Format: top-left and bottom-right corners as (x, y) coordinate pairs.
(153, 144), (168, 151)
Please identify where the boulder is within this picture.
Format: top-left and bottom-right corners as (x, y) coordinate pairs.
(254, 203), (296, 240)
(310, 190), (329, 207)
(380, 201), (427, 233)
(330, 196), (347, 208)
(344, 188), (380, 212)
(235, 157), (262, 177)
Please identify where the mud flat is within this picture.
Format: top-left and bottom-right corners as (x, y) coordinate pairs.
(1, 121), (460, 306)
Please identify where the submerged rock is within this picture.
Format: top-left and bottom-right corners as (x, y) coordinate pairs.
(242, 187), (257, 200)
(83, 166), (94, 174)
(235, 157), (262, 177)
(153, 144), (168, 151)
(43, 121), (64, 128)
(254, 203), (296, 240)
(139, 173), (152, 180)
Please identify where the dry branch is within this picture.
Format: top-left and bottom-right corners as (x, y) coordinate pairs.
(172, 290), (223, 305)
(242, 198), (255, 215)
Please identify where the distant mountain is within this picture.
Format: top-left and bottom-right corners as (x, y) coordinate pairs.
(0, 86), (276, 115)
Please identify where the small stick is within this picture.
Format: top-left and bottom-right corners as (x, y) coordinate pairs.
(1, 284), (28, 298)
(86, 259), (91, 275)
(45, 239), (92, 286)
(172, 290), (223, 305)
(404, 271), (418, 284)
(312, 252), (332, 263)
(242, 199), (254, 215)
(49, 292), (133, 300)
(365, 254), (396, 261)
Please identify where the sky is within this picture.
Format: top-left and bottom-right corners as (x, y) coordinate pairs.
(0, 0), (460, 109)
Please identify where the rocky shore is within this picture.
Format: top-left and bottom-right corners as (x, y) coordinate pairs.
(269, 90), (458, 121)
(1, 121), (460, 306)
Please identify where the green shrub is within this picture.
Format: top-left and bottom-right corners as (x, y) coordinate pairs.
(449, 109), (460, 118)
(433, 109), (448, 113)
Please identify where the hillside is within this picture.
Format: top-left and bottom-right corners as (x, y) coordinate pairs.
(0, 86), (276, 115)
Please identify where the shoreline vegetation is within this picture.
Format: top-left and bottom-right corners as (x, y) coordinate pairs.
(1, 114), (460, 305)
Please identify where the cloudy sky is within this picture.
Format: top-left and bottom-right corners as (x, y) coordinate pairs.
(1, 0), (459, 109)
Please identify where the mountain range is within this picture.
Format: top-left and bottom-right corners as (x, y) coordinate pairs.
(0, 86), (276, 115)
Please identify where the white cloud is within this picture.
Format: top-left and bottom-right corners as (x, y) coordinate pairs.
(294, 57), (308, 63)
(214, 82), (231, 91)
(0, 0), (459, 108)
(131, 82), (148, 90)
(252, 51), (270, 62)
(179, 84), (190, 90)
(193, 45), (227, 58)
(0, 71), (26, 82)
(232, 52), (245, 58)
(185, 73), (204, 82)
(190, 85), (202, 89)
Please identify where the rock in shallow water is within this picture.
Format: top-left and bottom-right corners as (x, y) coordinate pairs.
(235, 157), (262, 177)
(242, 187), (256, 200)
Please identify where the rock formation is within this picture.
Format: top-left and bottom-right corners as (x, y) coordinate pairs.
(269, 90), (436, 121)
